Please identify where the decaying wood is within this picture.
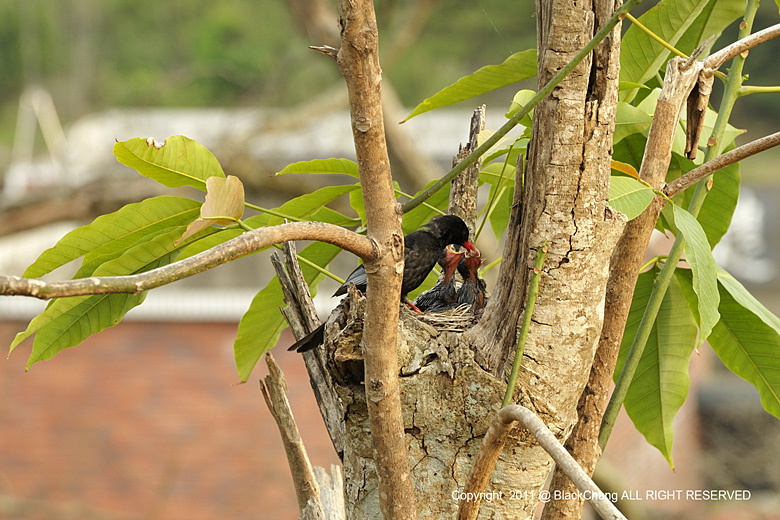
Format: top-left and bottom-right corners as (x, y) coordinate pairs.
(259, 353), (324, 516)
(325, 294), (541, 518)
(271, 245), (345, 459)
(449, 105), (485, 234)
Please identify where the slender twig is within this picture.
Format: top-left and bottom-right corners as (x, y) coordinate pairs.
(704, 22), (780, 70)
(0, 221), (374, 299)
(665, 131), (780, 198)
(400, 0), (644, 214)
(503, 241), (547, 407)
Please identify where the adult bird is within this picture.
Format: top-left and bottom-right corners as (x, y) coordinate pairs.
(457, 250), (487, 313)
(289, 215), (478, 352)
(413, 246), (465, 312)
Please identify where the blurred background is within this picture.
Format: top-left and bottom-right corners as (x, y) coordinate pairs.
(1, 0), (780, 518)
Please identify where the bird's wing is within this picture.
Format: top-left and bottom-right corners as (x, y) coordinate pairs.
(333, 263), (368, 296)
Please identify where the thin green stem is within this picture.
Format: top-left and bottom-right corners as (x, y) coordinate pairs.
(503, 241), (548, 408)
(738, 84), (780, 97)
(599, 0), (759, 450)
(271, 244), (345, 284)
(400, 0), (644, 214)
(625, 12), (686, 58)
(244, 202), (304, 222)
(476, 151), (519, 241)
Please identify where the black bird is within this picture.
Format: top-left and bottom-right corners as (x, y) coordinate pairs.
(413, 246), (465, 312)
(289, 215), (478, 352)
(457, 250), (487, 313)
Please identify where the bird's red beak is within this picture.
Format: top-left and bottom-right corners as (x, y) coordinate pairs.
(463, 240), (479, 255)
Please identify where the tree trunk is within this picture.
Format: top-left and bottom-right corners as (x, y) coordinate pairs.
(313, 0), (625, 518)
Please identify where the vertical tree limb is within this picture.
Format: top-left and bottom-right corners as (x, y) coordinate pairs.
(260, 353), (324, 516)
(335, 1), (417, 518)
(542, 55), (701, 520)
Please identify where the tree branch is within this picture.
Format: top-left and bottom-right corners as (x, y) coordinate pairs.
(259, 353), (325, 516)
(0, 221), (374, 299)
(457, 405), (626, 520)
(704, 22), (780, 70)
(335, 0), (417, 518)
(665, 130), (780, 198)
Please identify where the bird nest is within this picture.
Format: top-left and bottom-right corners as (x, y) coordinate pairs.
(413, 304), (481, 333)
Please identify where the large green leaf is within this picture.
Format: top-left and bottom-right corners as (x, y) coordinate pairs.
(608, 176), (654, 220)
(233, 241), (341, 381)
(699, 272), (780, 419)
(404, 49), (537, 121)
(674, 0), (744, 56)
(614, 102), (653, 145)
(617, 267), (698, 467)
(114, 135), (225, 190)
(276, 158), (359, 178)
(672, 205), (720, 345)
(23, 197), (201, 279)
(620, 0), (712, 88)
(611, 132), (647, 172)
(11, 230), (184, 367)
(680, 157), (740, 248)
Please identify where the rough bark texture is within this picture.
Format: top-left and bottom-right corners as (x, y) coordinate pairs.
(541, 54), (702, 520)
(335, 1), (416, 518)
(325, 295), (540, 518)
(463, 0), (625, 514)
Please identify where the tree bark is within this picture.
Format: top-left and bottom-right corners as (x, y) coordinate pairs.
(335, 1), (417, 518)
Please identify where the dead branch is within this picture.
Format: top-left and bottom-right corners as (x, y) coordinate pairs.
(259, 353), (325, 516)
(0, 221), (374, 300)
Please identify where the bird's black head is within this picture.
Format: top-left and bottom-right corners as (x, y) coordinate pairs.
(425, 215), (476, 252)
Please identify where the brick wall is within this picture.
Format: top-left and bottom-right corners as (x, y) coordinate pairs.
(0, 321), (339, 520)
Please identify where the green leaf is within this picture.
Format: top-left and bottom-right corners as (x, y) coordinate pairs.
(618, 267), (698, 467)
(233, 242), (341, 381)
(12, 230), (183, 367)
(672, 205), (720, 345)
(505, 89), (536, 127)
(487, 183), (513, 241)
(612, 132), (647, 173)
(708, 280), (780, 419)
(401, 180), (451, 235)
(276, 158), (359, 178)
(608, 176), (654, 220)
(680, 156), (740, 248)
(404, 49), (537, 121)
(114, 135), (225, 190)
(674, 0), (744, 55)
(614, 102), (653, 145)
(620, 0), (710, 97)
(23, 196), (201, 279)
(717, 267), (780, 335)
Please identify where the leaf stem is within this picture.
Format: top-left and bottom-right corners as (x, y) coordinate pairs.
(624, 12), (686, 58)
(503, 241), (547, 408)
(400, 0), (644, 214)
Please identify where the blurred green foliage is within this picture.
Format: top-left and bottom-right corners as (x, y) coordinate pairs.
(0, 0), (535, 146)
